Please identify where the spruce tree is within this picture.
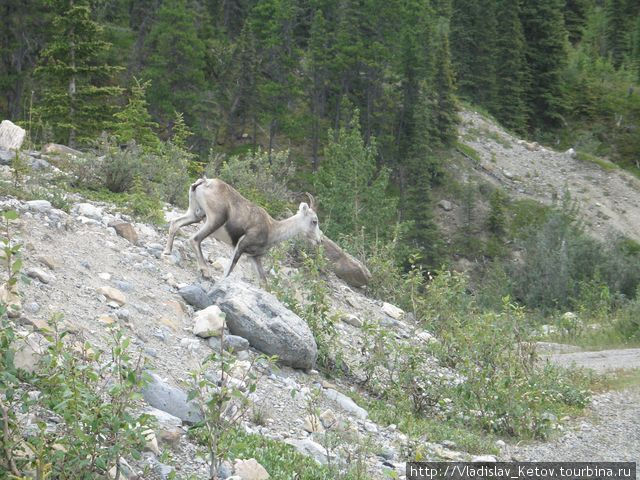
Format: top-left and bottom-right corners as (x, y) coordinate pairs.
(112, 77), (161, 152)
(402, 88), (443, 269)
(314, 110), (397, 245)
(142, 0), (207, 142)
(494, 0), (528, 134)
(429, 24), (458, 149)
(306, 9), (331, 170)
(36, 0), (123, 146)
(1, 0), (49, 120)
(520, 0), (568, 131)
(564, 0), (592, 45)
(605, 0), (628, 68)
(450, 0), (498, 110)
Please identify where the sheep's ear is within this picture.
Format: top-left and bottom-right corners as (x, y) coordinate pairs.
(298, 202), (309, 214)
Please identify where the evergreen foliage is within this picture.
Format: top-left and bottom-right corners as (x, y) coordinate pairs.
(142, 0), (209, 142)
(520, 0), (569, 131)
(112, 77), (161, 152)
(314, 111), (397, 247)
(493, 0), (528, 134)
(35, 0), (123, 145)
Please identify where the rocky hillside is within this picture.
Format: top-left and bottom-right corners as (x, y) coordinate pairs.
(455, 110), (640, 243)
(4, 188), (494, 479)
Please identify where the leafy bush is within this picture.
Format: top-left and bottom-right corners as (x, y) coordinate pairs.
(511, 200), (640, 312)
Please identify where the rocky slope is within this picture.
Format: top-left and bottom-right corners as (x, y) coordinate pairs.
(4, 190), (492, 479)
(456, 110), (640, 243)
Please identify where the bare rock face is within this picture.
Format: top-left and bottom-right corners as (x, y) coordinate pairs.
(209, 279), (317, 370)
(0, 120), (26, 150)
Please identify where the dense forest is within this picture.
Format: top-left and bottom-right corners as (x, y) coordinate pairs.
(2, 0), (640, 287)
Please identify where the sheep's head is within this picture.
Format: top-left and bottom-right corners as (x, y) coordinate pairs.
(298, 202), (322, 245)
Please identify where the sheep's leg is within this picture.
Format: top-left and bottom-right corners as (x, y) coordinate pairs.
(163, 210), (201, 255)
(190, 218), (225, 278)
(249, 255), (268, 287)
(224, 235), (247, 279)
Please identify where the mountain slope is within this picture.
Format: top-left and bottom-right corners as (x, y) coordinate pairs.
(458, 109), (640, 243)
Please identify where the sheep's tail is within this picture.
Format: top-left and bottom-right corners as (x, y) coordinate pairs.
(189, 177), (207, 218)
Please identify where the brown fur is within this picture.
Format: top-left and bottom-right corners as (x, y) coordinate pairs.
(164, 178), (322, 282)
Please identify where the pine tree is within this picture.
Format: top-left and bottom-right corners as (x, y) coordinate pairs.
(520, 0), (568, 131)
(605, 0), (628, 68)
(0, 0), (48, 121)
(634, 15), (640, 82)
(112, 77), (161, 152)
(36, 0), (123, 146)
(429, 23), (458, 149)
(306, 9), (331, 170)
(450, 0), (498, 110)
(494, 0), (528, 134)
(402, 88), (443, 269)
(314, 110), (397, 245)
(142, 0), (207, 142)
(564, 0), (592, 45)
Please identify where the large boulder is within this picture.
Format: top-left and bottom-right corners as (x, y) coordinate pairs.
(141, 372), (203, 424)
(209, 280), (317, 370)
(0, 120), (26, 150)
(178, 284), (212, 311)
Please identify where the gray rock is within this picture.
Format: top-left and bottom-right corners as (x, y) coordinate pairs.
(24, 302), (41, 314)
(153, 461), (175, 480)
(438, 199), (453, 211)
(0, 120), (26, 150)
(141, 372), (203, 424)
(218, 461), (232, 479)
(25, 267), (56, 284)
(29, 158), (51, 170)
(42, 143), (82, 156)
(0, 147), (15, 165)
(284, 438), (331, 465)
(26, 200), (52, 213)
(178, 284), (213, 311)
(324, 388), (368, 419)
(378, 446), (396, 461)
(114, 280), (134, 293)
(209, 279), (317, 370)
(208, 334), (250, 353)
(73, 202), (102, 220)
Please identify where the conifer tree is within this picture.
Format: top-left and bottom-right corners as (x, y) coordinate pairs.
(429, 24), (458, 149)
(564, 0), (592, 45)
(314, 110), (396, 245)
(142, 0), (207, 141)
(36, 0), (123, 146)
(306, 9), (331, 170)
(605, 0), (628, 68)
(494, 0), (528, 134)
(402, 88), (443, 269)
(450, 0), (498, 110)
(112, 77), (161, 152)
(520, 0), (568, 130)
